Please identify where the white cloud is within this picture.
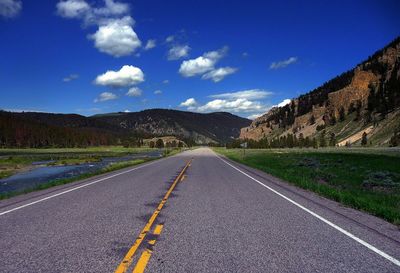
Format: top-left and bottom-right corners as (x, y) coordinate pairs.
(94, 65), (144, 87)
(154, 90), (162, 95)
(123, 109), (130, 113)
(179, 89), (273, 115)
(277, 98), (291, 107)
(94, 91), (117, 102)
(57, 0), (140, 57)
(144, 39), (156, 50)
(179, 47), (228, 77)
(162, 79), (169, 84)
(165, 35), (174, 43)
(197, 98), (264, 113)
(201, 67), (237, 82)
(167, 45), (190, 60)
(63, 74), (79, 82)
(179, 98), (197, 107)
(247, 113), (263, 120)
(89, 16), (141, 57)
(92, 0), (129, 18)
(0, 0), (22, 18)
(57, 0), (129, 22)
(270, 57), (298, 70)
(56, 0), (90, 18)
(209, 89), (272, 100)
(126, 87), (142, 97)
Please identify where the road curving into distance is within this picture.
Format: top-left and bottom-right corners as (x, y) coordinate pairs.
(0, 148), (399, 272)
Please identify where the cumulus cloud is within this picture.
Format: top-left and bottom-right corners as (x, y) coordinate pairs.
(270, 57), (298, 70)
(123, 109), (130, 113)
(144, 39), (156, 50)
(197, 98), (264, 113)
(209, 89), (272, 100)
(179, 89), (272, 116)
(201, 67), (237, 82)
(94, 65), (144, 87)
(179, 47), (228, 77)
(178, 47), (236, 82)
(63, 74), (79, 82)
(0, 0), (22, 18)
(126, 87), (142, 97)
(167, 45), (190, 60)
(162, 79), (169, 84)
(56, 0), (141, 57)
(89, 16), (141, 57)
(56, 0), (90, 18)
(154, 90), (162, 95)
(57, 0), (129, 22)
(94, 91), (117, 102)
(179, 98), (197, 107)
(91, 0), (129, 18)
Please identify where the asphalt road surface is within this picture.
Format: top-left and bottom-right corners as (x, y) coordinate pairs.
(1, 148), (400, 272)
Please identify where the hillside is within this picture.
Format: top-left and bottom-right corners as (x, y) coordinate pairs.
(91, 109), (251, 144)
(0, 109), (250, 148)
(240, 37), (400, 147)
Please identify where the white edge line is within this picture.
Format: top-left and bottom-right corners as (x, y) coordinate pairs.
(217, 155), (400, 267)
(0, 158), (164, 216)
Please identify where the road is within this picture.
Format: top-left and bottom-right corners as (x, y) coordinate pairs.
(1, 148), (399, 272)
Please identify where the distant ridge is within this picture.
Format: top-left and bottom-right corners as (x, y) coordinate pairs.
(0, 109), (251, 147)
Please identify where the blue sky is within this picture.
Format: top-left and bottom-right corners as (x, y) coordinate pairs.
(0, 0), (399, 119)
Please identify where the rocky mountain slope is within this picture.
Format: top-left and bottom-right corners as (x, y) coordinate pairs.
(240, 37), (400, 146)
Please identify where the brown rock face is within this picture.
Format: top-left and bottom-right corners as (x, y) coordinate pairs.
(327, 70), (378, 117)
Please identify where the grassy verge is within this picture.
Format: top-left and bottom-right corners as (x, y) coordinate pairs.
(213, 147), (400, 225)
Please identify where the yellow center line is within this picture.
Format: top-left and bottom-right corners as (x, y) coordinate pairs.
(114, 159), (192, 273)
(132, 249), (152, 273)
(132, 224), (164, 273)
(153, 224), (163, 236)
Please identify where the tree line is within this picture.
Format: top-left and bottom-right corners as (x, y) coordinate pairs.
(227, 130), (370, 149)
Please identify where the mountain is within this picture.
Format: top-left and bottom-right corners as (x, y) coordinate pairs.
(0, 109), (251, 148)
(91, 109), (251, 144)
(240, 37), (400, 146)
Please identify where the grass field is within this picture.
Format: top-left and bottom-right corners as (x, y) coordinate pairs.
(214, 147), (400, 225)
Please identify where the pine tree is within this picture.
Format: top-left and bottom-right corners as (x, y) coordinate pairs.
(319, 130), (327, 147)
(156, 138), (164, 148)
(361, 132), (368, 146)
(339, 107), (345, 122)
(329, 133), (336, 146)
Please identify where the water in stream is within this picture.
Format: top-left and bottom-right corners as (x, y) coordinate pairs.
(0, 150), (163, 195)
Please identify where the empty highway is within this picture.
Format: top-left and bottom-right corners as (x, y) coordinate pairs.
(1, 148), (399, 272)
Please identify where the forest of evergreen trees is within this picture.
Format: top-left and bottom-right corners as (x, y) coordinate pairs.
(0, 111), (123, 148)
(227, 130), (342, 149)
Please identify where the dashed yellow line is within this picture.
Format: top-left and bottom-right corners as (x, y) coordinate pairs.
(132, 224), (164, 273)
(114, 160), (192, 273)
